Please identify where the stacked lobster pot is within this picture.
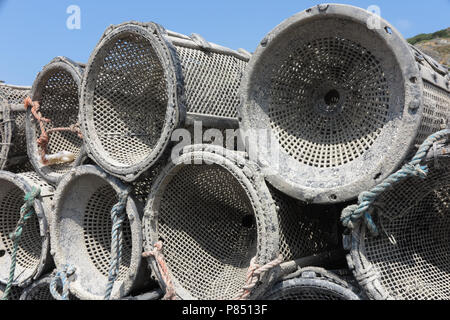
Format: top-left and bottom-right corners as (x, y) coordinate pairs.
(0, 171), (54, 297)
(26, 56), (86, 184)
(0, 83), (32, 172)
(239, 3), (450, 205)
(261, 267), (362, 300)
(79, 21), (250, 183)
(344, 131), (450, 300)
(50, 165), (149, 300)
(142, 145), (342, 300)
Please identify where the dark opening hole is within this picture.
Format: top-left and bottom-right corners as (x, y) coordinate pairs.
(329, 194), (338, 201)
(410, 77), (417, 83)
(324, 89), (340, 106)
(374, 172), (382, 180)
(242, 214), (255, 229)
(0, 250), (5, 258)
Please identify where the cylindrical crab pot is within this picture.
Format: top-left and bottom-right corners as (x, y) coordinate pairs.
(269, 184), (342, 263)
(0, 83), (31, 171)
(143, 145), (280, 300)
(51, 165), (146, 300)
(262, 267), (361, 300)
(0, 171), (54, 287)
(347, 146), (450, 300)
(240, 3), (450, 204)
(20, 274), (78, 300)
(27, 57), (86, 184)
(80, 21), (250, 182)
(0, 284), (23, 300)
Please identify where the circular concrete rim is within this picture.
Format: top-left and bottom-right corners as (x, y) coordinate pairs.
(27, 56), (87, 185)
(143, 145), (280, 300)
(80, 22), (185, 182)
(51, 164), (143, 300)
(20, 275), (53, 300)
(263, 269), (361, 300)
(239, 3), (423, 204)
(0, 170), (50, 287)
(0, 98), (12, 170)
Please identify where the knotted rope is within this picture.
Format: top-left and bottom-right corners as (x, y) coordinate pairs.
(142, 241), (177, 300)
(104, 191), (129, 300)
(50, 265), (76, 300)
(233, 255), (284, 300)
(1, 187), (41, 300)
(24, 97), (83, 164)
(341, 129), (450, 236)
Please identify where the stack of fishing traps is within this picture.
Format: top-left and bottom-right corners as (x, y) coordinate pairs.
(0, 3), (449, 301)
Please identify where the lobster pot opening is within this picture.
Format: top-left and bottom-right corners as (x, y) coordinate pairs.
(0, 84), (31, 170)
(0, 171), (54, 286)
(263, 268), (361, 300)
(348, 156), (450, 300)
(144, 146), (279, 300)
(269, 185), (341, 262)
(0, 284), (23, 300)
(27, 57), (85, 184)
(19, 275), (78, 300)
(80, 22), (249, 182)
(240, 4), (450, 204)
(51, 165), (145, 300)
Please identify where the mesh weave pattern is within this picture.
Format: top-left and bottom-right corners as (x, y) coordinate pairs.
(267, 285), (347, 300)
(157, 164), (257, 300)
(269, 186), (338, 261)
(0, 85), (30, 162)
(90, 32), (168, 167)
(415, 81), (450, 145)
(268, 37), (390, 168)
(0, 181), (41, 271)
(363, 158), (450, 300)
(33, 69), (83, 175)
(83, 183), (132, 280)
(175, 45), (246, 118)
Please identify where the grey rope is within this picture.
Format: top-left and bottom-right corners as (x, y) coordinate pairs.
(341, 129), (449, 236)
(104, 191), (129, 300)
(1, 187), (40, 300)
(50, 265), (76, 300)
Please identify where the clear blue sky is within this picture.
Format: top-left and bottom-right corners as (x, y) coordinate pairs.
(1, 0), (449, 86)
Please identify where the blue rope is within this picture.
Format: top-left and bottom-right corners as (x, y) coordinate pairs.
(341, 129), (449, 236)
(1, 187), (41, 301)
(104, 191), (128, 300)
(50, 265), (76, 300)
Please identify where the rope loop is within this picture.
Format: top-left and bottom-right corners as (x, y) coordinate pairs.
(233, 255), (284, 300)
(24, 97), (83, 164)
(341, 129), (449, 236)
(104, 191), (129, 300)
(142, 241), (177, 300)
(1, 187), (41, 300)
(50, 265), (76, 300)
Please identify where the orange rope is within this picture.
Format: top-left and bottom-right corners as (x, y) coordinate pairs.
(142, 241), (177, 300)
(24, 97), (83, 164)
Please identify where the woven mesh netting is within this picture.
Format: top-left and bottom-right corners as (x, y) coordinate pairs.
(156, 164), (257, 300)
(32, 67), (83, 175)
(0, 84), (30, 166)
(414, 82), (450, 144)
(83, 183), (132, 280)
(0, 286), (23, 300)
(0, 180), (41, 272)
(175, 45), (247, 118)
(88, 32), (168, 168)
(361, 157), (450, 300)
(264, 269), (358, 300)
(267, 36), (390, 168)
(269, 185), (339, 261)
